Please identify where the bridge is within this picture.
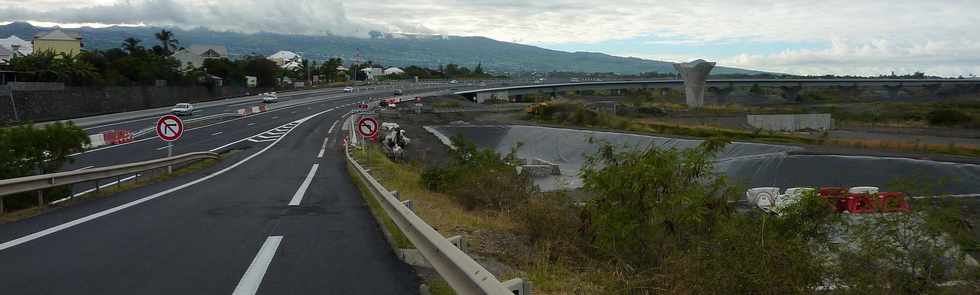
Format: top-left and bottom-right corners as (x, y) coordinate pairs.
(455, 78), (980, 106)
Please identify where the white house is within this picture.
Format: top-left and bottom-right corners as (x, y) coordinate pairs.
(0, 46), (13, 64)
(383, 67), (405, 75)
(360, 67), (384, 80)
(172, 44), (229, 69)
(268, 50), (302, 69)
(0, 35), (32, 56)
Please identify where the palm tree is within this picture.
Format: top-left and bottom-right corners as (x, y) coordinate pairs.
(154, 29), (179, 55)
(121, 37), (142, 55)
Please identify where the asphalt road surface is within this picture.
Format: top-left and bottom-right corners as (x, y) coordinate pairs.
(0, 86), (462, 294)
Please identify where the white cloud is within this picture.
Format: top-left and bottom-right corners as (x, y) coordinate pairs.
(724, 38), (980, 76)
(1, 0), (979, 76)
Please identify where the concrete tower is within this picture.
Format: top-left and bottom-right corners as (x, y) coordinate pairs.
(673, 59), (716, 107)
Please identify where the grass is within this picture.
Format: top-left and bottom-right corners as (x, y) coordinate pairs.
(349, 144), (617, 294)
(433, 100), (463, 109)
(0, 157), (222, 223)
(526, 101), (980, 157)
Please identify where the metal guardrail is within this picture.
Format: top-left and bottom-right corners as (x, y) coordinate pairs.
(0, 152), (219, 201)
(345, 146), (530, 294)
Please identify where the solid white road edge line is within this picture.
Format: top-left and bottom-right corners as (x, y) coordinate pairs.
(327, 120), (338, 134)
(231, 236), (283, 295)
(0, 111), (325, 252)
(288, 164), (319, 206)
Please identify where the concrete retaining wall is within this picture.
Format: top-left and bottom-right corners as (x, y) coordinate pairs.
(0, 85), (252, 124)
(747, 113), (833, 131)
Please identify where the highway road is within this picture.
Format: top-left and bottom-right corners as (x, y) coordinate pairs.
(0, 85), (461, 294)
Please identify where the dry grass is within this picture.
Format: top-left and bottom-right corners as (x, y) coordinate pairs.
(351, 145), (619, 294)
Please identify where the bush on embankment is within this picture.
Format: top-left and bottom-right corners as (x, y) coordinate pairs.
(412, 135), (977, 293)
(0, 122), (89, 211)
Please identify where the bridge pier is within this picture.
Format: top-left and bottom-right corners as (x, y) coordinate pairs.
(882, 85), (904, 99)
(708, 86), (735, 104)
(780, 86), (803, 102)
(673, 59), (716, 108)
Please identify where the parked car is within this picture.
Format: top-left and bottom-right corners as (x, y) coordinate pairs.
(171, 103), (194, 116)
(393, 89), (403, 95)
(261, 92), (279, 103)
(344, 86), (354, 93)
(449, 80), (458, 84)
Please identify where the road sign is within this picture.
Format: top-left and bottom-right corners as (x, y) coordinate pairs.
(156, 114), (184, 142)
(357, 116), (379, 138)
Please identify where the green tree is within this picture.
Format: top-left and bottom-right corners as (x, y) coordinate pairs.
(154, 29), (179, 55)
(121, 37), (143, 55)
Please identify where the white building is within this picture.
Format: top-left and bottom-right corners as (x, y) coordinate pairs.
(383, 67), (405, 75)
(360, 67), (384, 80)
(0, 35), (32, 56)
(172, 44), (228, 69)
(268, 50), (302, 69)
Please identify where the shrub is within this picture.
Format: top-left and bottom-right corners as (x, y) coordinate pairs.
(581, 137), (734, 265)
(927, 109), (972, 126)
(420, 136), (531, 210)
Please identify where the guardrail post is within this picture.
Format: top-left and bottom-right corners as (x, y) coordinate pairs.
(37, 190), (44, 208)
(503, 278), (533, 295)
(0, 196), (5, 215)
(448, 235), (466, 253)
(401, 199), (414, 213)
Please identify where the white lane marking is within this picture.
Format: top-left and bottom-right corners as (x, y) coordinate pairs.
(211, 132), (223, 136)
(70, 88), (414, 156)
(316, 149), (325, 159)
(232, 236), (283, 295)
(327, 120), (338, 134)
(155, 146), (169, 151)
(271, 116), (279, 119)
(0, 112), (324, 252)
(82, 116), (155, 131)
(73, 166), (94, 171)
(317, 137), (329, 158)
(54, 174), (141, 204)
(247, 123), (256, 126)
(288, 164), (319, 206)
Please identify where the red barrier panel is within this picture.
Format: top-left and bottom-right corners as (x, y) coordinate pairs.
(101, 130), (133, 145)
(846, 193), (876, 214)
(819, 187), (849, 213)
(878, 192), (911, 212)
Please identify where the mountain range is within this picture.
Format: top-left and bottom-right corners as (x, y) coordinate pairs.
(0, 22), (766, 75)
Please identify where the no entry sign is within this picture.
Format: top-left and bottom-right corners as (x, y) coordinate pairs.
(156, 114), (184, 142)
(357, 116), (379, 138)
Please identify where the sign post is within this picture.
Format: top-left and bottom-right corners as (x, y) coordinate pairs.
(357, 115), (380, 165)
(156, 114), (184, 174)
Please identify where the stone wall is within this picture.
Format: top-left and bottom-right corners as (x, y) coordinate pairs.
(0, 85), (255, 124)
(746, 113), (833, 131)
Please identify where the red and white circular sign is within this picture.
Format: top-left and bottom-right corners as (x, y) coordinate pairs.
(357, 117), (379, 138)
(156, 114), (184, 142)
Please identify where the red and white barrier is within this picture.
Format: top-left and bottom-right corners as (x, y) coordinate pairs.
(86, 129), (133, 148)
(237, 105), (268, 116)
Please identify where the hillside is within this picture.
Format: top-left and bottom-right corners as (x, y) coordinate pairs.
(0, 22), (765, 75)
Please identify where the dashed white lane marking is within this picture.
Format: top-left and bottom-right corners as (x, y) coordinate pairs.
(327, 120), (338, 134)
(317, 137), (329, 158)
(247, 123), (256, 126)
(232, 236), (283, 295)
(211, 132), (223, 136)
(0, 112), (323, 252)
(155, 146), (169, 151)
(288, 164), (319, 206)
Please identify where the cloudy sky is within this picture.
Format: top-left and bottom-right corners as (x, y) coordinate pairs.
(4, 0), (980, 77)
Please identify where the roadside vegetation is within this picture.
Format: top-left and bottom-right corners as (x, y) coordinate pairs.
(352, 137), (979, 294)
(524, 100), (980, 157)
(0, 122), (88, 213)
